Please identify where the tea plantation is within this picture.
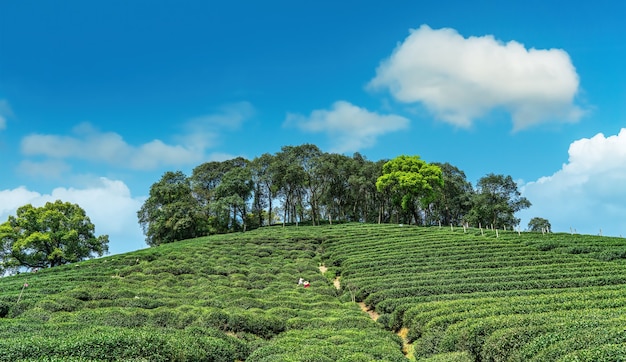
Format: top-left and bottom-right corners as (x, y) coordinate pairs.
(2, 223), (626, 361)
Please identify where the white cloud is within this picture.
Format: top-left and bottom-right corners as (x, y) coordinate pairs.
(0, 178), (146, 255)
(187, 101), (255, 130)
(519, 128), (626, 237)
(369, 25), (583, 130)
(21, 123), (204, 170)
(0, 99), (13, 130)
(17, 160), (72, 179)
(180, 101), (255, 150)
(285, 100), (410, 153)
(20, 102), (255, 170)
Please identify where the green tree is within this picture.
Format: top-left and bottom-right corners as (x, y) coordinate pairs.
(137, 171), (205, 246)
(429, 162), (474, 226)
(466, 173), (531, 229)
(528, 217), (551, 232)
(0, 200), (109, 272)
(251, 153), (278, 227)
(214, 158), (254, 232)
(273, 146), (308, 225)
(376, 155), (443, 225)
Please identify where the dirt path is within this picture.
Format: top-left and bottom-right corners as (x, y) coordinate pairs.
(319, 265), (341, 290)
(358, 302), (379, 321)
(319, 264), (412, 357)
(396, 328), (414, 358)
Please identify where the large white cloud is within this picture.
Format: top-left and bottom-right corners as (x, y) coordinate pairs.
(0, 178), (146, 255)
(369, 25), (583, 130)
(519, 128), (626, 237)
(20, 102), (255, 171)
(285, 100), (410, 153)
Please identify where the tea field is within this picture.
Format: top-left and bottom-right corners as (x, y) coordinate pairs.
(321, 224), (626, 361)
(2, 223), (626, 361)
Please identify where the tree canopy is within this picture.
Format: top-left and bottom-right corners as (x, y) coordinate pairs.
(138, 171), (205, 247)
(137, 144), (534, 246)
(376, 155), (443, 225)
(528, 217), (551, 232)
(466, 173), (531, 229)
(0, 200), (109, 273)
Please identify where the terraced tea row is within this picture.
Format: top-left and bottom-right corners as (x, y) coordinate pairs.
(320, 223), (626, 361)
(0, 227), (405, 361)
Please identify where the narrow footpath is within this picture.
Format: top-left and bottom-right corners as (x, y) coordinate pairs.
(318, 264), (413, 358)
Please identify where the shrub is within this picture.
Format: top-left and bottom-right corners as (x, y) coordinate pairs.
(0, 300), (9, 318)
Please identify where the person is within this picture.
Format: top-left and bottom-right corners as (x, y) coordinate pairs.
(298, 277), (304, 285)
(303, 281), (310, 288)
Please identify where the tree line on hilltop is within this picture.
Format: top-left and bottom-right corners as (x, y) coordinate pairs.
(137, 143), (533, 247)
(0, 143), (550, 273)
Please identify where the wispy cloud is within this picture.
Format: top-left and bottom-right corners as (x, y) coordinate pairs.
(20, 102), (255, 171)
(285, 100), (409, 153)
(17, 160), (72, 179)
(0, 99), (13, 131)
(519, 128), (626, 236)
(369, 25), (584, 130)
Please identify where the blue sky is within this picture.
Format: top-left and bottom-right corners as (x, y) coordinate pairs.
(1, 1), (625, 255)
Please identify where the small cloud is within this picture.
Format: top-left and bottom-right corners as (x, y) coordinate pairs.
(17, 160), (72, 179)
(285, 100), (409, 153)
(0, 178), (146, 255)
(180, 101), (255, 150)
(519, 128), (626, 236)
(186, 101), (255, 130)
(368, 25), (584, 130)
(0, 99), (13, 130)
(20, 102), (255, 171)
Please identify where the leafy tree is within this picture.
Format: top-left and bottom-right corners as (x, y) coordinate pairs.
(250, 153), (277, 227)
(376, 155), (443, 225)
(466, 173), (531, 229)
(214, 158), (254, 231)
(273, 146), (308, 225)
(528, 217), (551, 232)
(429, 162), (474, 226)
(318, 152), (353, 222)
(138, 171), (205, 247)
(0, 200), (109, 272)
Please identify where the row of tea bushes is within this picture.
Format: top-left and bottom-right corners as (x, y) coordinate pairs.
(319, 223), (626, 361)
(0, 226), (406, 361)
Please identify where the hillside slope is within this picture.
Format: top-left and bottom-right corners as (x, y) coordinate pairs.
(321, 223), (626, 361)
(0, 226), (405, 361)
(2, 224), (626, 361)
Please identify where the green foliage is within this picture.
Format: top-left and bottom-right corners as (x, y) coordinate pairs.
(5, 223), (626, 361)
(0, 224), (408, 361)
(376, 155), (443, 224)
(0, 200), (108, 272)
(429, 162), (473, 226)
(0, 300), (9, 318)
(320, 224), (626, 361)
(137, 171), (205, 246)
(466, 173), (531, 229)
(528, 216), (552, 232)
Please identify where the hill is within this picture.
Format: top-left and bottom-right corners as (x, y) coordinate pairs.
(2, 224), (626, 361)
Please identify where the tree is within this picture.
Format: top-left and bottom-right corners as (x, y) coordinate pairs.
(376, 155), (443, 225)
(138, 171), (205, 247)
(466, 173), (531, 229)
(429, 162), (474, 226)
(0, 200), (109, 273)
(273, 146), (308, 225)
(213, 158), (254, 232)
(528, 217), (551, 232)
